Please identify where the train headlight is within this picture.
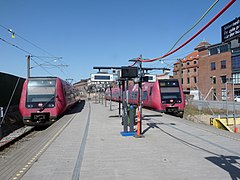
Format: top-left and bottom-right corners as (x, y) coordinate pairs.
(48, 104), (55, 108)
(38, 103), (43, 107)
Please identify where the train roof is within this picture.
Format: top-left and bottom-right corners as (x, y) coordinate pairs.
(28, 76), (58, 79)
(27, 77), (62, 81)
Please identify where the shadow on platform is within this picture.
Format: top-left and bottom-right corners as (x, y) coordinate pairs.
(142, 122), (176, 135)
(206, 155), (240, 180)
(66, 100), (86, 115)
(142, 114), (162, 120)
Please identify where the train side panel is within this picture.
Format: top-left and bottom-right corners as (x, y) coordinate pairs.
(55, 78), (66, 116)
(146, 81), (162, 110)
(105, 79), (185, 117)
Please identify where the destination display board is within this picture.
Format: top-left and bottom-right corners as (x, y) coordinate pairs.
(221, 17), (240, 42)
(91, 73), (113, 82)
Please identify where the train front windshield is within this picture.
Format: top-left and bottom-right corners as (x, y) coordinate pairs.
(26, 79), (56, 108)
(159, 80), (182, 104)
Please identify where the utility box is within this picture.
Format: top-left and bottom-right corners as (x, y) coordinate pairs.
(128, 105), (137, 132)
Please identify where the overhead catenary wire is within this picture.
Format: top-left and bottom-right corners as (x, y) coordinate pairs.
(167, 0), (219, 54)
(30, 57), (54, 75)
(0, 24), (72, 79)
(0, 24), (57, 59)
(132, 0), (236, 65)
(0, 37), (56, 76)
(0, 37), (32, 55)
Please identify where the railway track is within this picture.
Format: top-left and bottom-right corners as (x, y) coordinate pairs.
(0, 126), (35, 151)
(0, 101), (86, 180)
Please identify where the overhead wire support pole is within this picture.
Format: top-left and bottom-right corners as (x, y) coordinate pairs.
(27, 55), (31, 78)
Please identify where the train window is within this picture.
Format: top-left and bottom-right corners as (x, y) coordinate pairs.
(149, 87), (153, 96)
(143, 91), (148, 100)
(159, 80), (179, 87)
(28, 80), (56, 87)
(131, 92), (138, 100)
(26, 80), (56, 107)
(160, 87), (180, 93)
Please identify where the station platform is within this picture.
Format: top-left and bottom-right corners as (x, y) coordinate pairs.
(21, 100), (240, 180)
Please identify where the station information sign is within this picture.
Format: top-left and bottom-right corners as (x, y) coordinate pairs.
(221, 17), (240, 42)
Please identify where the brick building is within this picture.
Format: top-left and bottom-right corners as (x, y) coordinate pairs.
(197, 42), (233, 100)
(173, 48), (202, 92)
(173, 17), (240, 101)
(74, 79), (88, 98)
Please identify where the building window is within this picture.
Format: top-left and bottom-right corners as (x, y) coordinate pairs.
(221, 60), (226, 69)
(219, 44), (230, 53)
(181, 70), (184, 74)
(187, 62), (190, 66)
(187, 69), (190, 73)
(212, 89), (217, 100)
(221, 76), (227, 83)
(209, 44), (230, 55)
(211, 76), (216, 84)
(187, 78), (190, 84)
(221, 88), (226, 101)
(232, 55), (240, 70)
(233, 73), (240, 84)
(181, 78), (183, 84)
(211, 62), (216, 70)
(194, 61), (197, 64)
(194, 68), (197, 72)
(194, 77), (197, 83)
(209, 47), (218, 55)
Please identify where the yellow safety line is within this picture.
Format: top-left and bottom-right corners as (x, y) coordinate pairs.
(12, 114), (77, 180)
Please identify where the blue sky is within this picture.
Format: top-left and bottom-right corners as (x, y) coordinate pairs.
(0, 0), (239, 82)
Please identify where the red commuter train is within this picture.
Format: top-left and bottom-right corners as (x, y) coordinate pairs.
(19, 77), (79, 126)
(105, 79), (185, 117)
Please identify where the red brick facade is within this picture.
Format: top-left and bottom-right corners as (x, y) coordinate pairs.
(173, 51), (199, 91)
(198, 49), (232, 100)
(173, 41), (240, 101)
